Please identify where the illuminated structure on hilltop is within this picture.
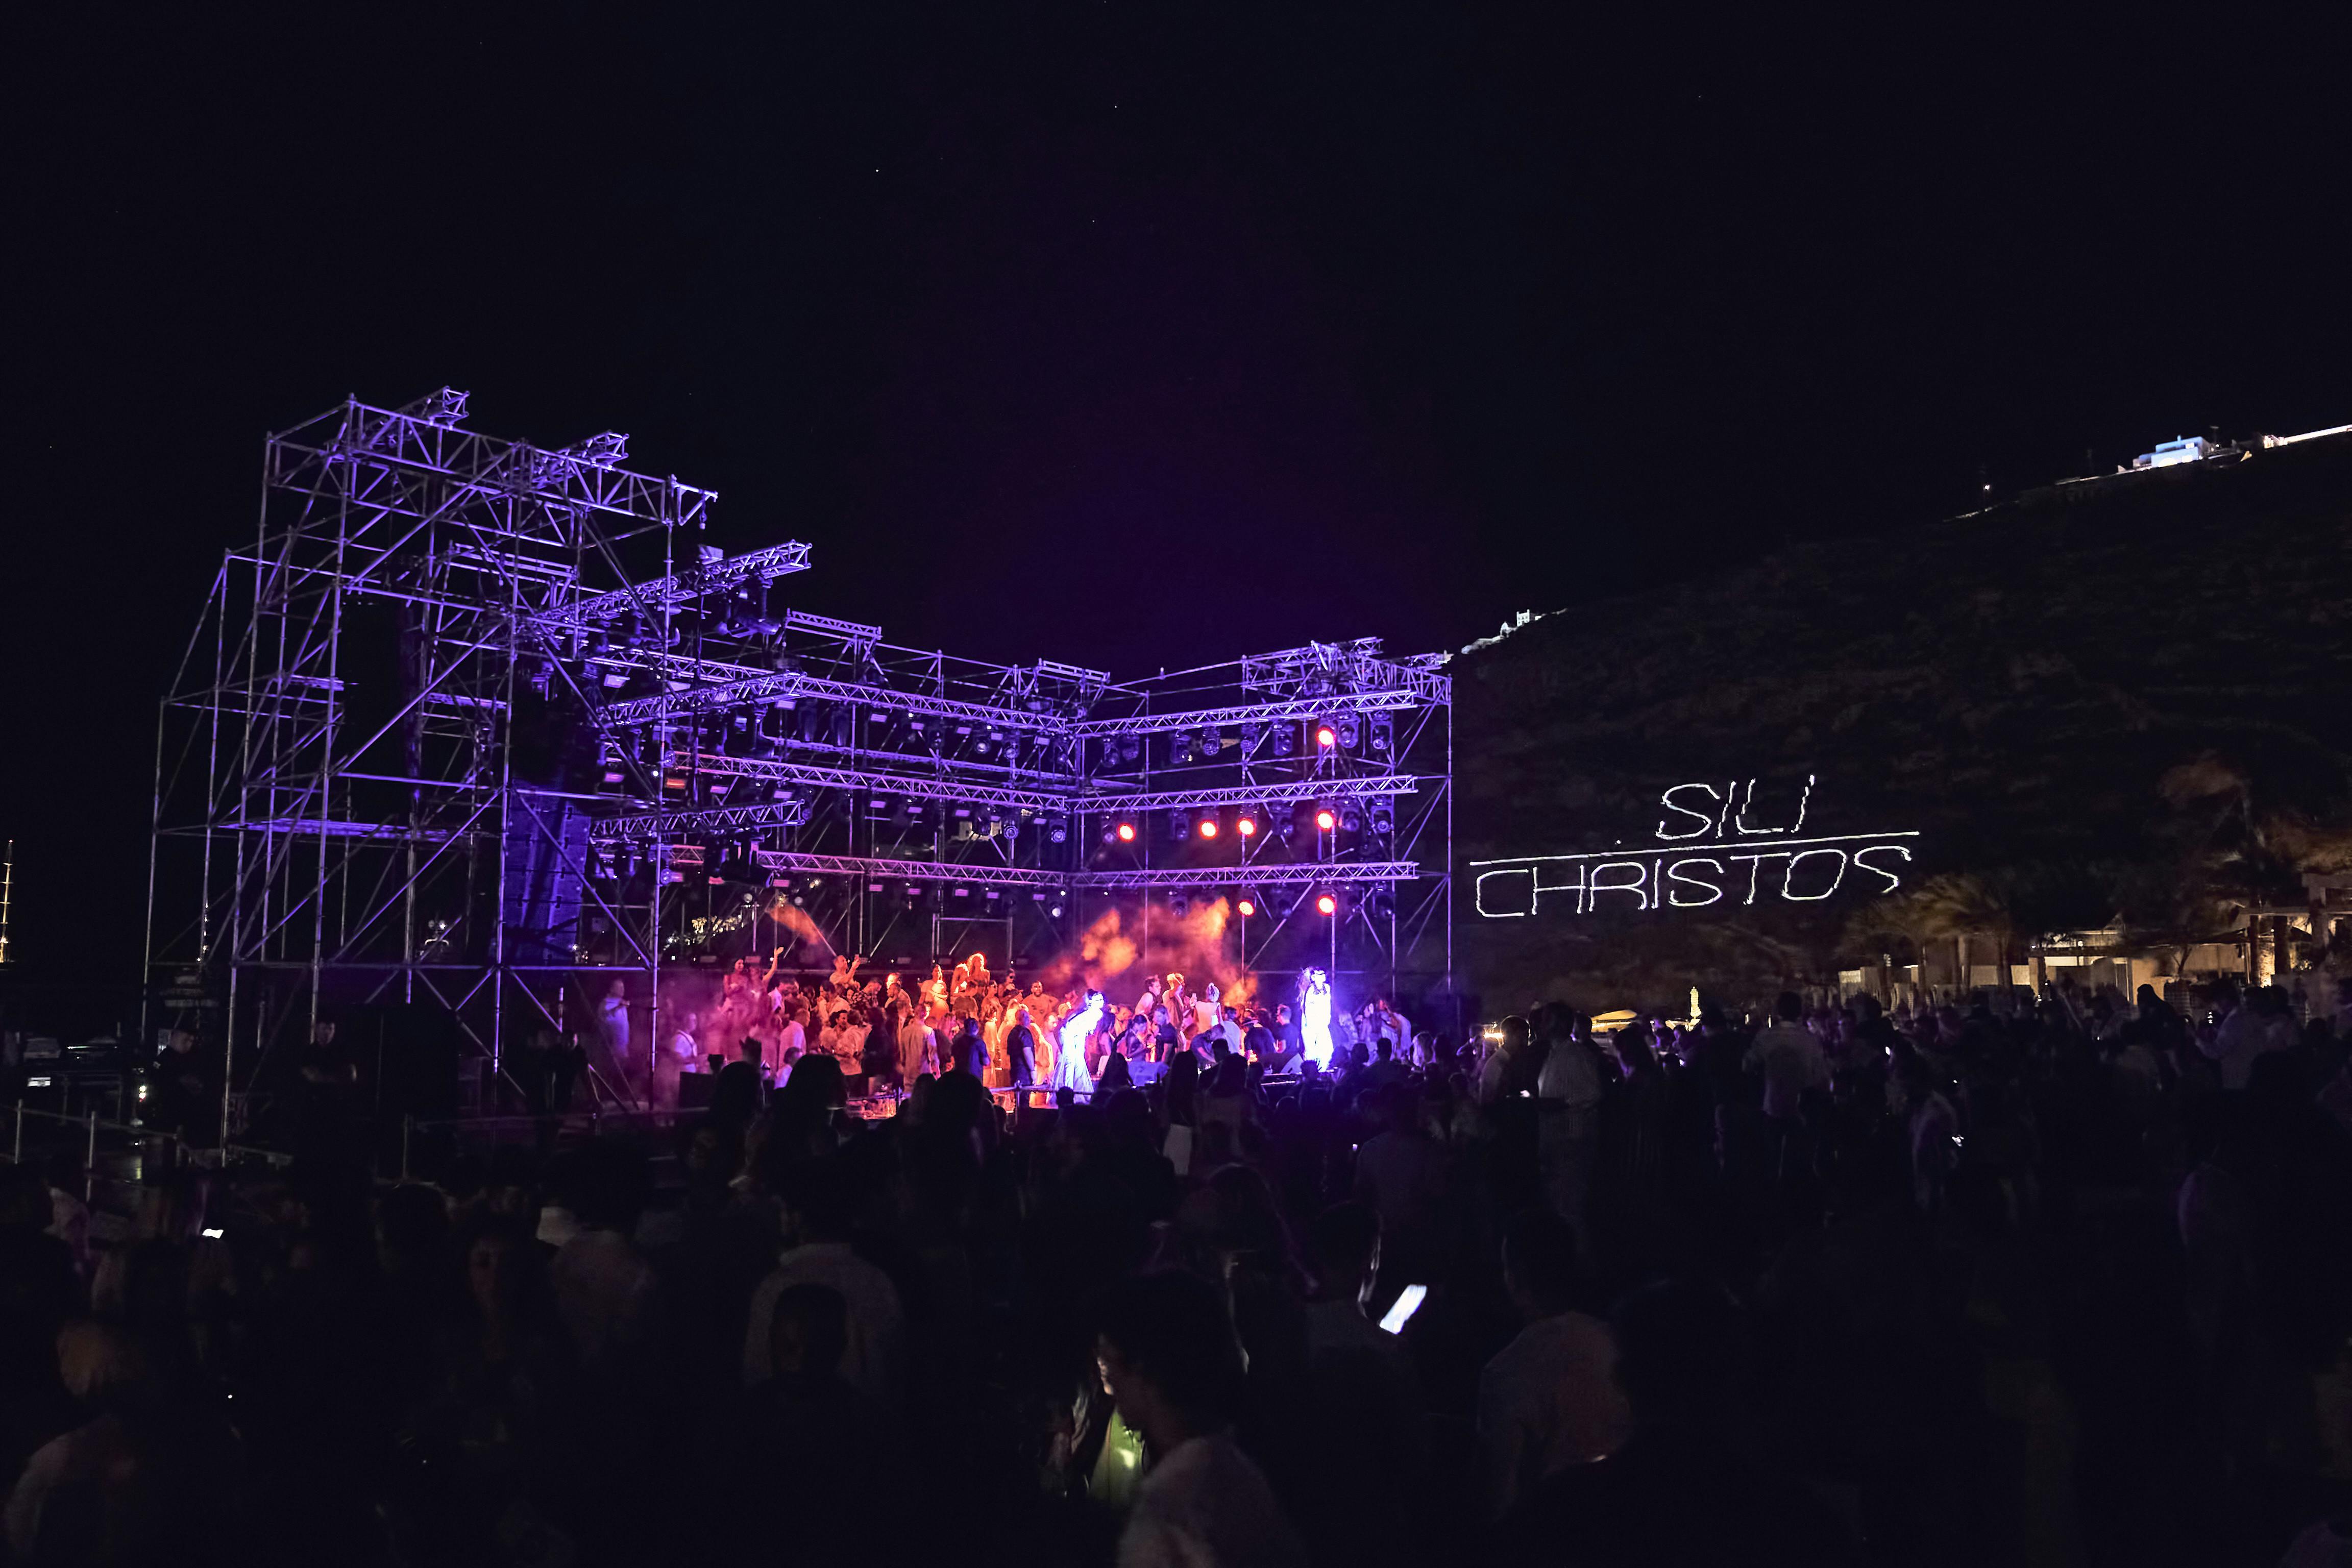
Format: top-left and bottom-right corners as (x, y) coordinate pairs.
(145, 390), (1451, 1121)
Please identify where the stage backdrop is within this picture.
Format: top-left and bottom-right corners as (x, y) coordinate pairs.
(1454, 433), (2352, 1014)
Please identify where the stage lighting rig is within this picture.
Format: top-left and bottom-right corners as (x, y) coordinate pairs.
(1196, 815), (1219, 840)
(1315, 723), (1337, 749)
(1315, 807), (1337, 833)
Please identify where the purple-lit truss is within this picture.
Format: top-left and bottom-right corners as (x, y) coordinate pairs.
(147, 390), (1452, 1131)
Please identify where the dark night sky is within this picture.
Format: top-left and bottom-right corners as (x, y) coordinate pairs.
(3, 4), (2346, 988)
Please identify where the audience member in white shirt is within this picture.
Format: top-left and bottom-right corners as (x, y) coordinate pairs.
(1096, 1271), (1305, 1568)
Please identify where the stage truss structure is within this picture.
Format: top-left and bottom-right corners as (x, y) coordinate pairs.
(146, 391), (1451, 1130)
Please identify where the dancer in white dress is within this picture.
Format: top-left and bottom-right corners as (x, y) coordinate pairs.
(1298, 968), (1334, 1070)
(1052, 990), (1104, 1096)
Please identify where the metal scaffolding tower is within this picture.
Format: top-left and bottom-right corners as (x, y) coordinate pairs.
(146, 391), (1450, 1137)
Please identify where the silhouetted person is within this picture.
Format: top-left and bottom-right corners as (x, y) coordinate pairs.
(1493, 1278), (1857, 1566)
(1095, 1270), (1304, 1567)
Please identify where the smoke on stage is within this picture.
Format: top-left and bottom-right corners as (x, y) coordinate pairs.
(1034, 898), (1259, 1011)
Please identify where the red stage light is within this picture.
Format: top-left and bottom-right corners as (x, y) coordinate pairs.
(1236, 816), (1257, 836)
(1236, 897), (1257, 917)
(1197, 818), (1218, 839)
(1315, 893), (1338, 916)
(1315, 724), (1337, 748)
(1115, 821), (1136, 842)
(1315, 808), (1336, 832)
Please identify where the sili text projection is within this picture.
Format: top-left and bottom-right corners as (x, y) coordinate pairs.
(1472, 776), (1919, 919)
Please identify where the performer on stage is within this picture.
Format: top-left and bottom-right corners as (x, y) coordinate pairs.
(1007, 1006), (1039, 1105)
(1298, 968), (1334, 1070)
(1053, 990), (1104, 1096)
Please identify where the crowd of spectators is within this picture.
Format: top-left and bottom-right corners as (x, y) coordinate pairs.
(5, 972), (2352, 1565)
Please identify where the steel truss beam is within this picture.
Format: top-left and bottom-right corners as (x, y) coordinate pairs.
(1067, 688), (1430, 739)
(1074, 861), (1421, 891)
(268, 393), (716, 543)
(601, 669), (1447, 742)
(675, 755), (1418, 819)
(1076, 775), (1418, 813)
(754, 850), (1065, 889)
(601, 668), (1072, 732)
(585, 798), (814, 842)
(680, 753), (1074, 815)
(215, 818), (474, 843)
(750, 849), (1424, 892)
(527, 541), (813, 633)
(1235, 640), (1454, 704)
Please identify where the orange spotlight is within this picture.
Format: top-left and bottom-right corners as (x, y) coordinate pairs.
(1197, 818), (1218, 839)
(1315, 808), (1336, 832)
(1236, 897), (1257, 917)
(1315, 893), (1338, 916)
(1236, 815), (1257, 837)
(1115, 821), (1136, 842)
(1315, 724), (1337, 748)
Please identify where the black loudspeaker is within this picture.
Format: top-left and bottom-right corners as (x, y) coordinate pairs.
(501, 793), (590, 964)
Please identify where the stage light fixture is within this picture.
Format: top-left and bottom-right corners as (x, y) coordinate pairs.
(1369, 718), (1393, 754)
(1236, 896), (1257, 917)
(1047, 817), (1067, 844)
(1116, 821), (1137, 843)
(1168, 812), (1188, 842)
(1169, 893), (1190, 917)
(1315, 724), (1337, 749)
(1236, 814), (1257, 837)
(1315, 892), (1338, 916)
(1369, 802), (1394, 835)
(1340, 807), (1362, 834)
(1172, 732), (1195, 766)
(1197, 816), (1219, 839)
(1273, 727), (1296, 757)
(1315, 807), (1337, 832)
(1337, 715), (1360, 748)
(1049, 902), (1064, 918)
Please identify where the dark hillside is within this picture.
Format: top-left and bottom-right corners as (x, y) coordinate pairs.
(1456, 433), (2352, 1009)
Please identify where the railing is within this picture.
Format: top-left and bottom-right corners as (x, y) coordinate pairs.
(5, 1101), (296, 1199)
